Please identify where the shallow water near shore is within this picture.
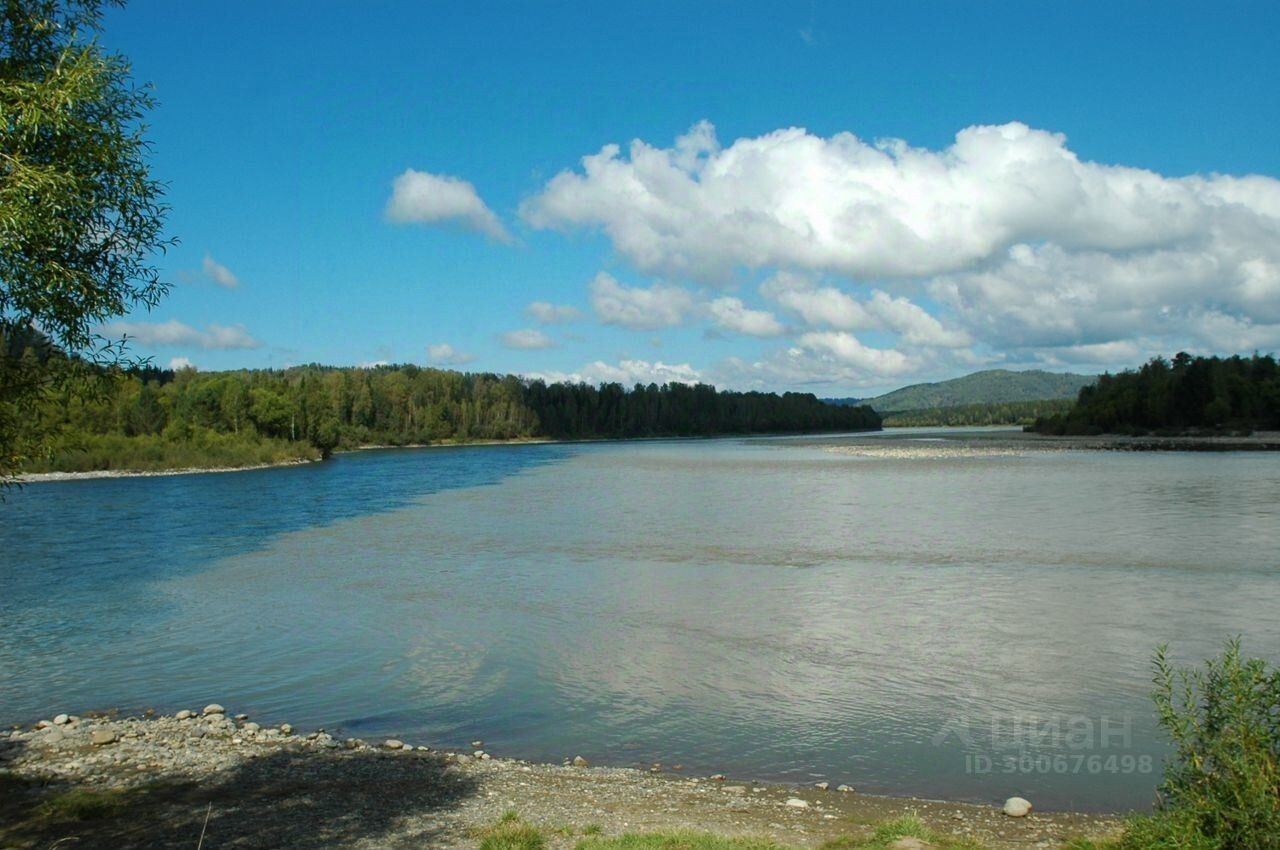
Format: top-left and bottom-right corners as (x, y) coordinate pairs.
(3, 430), (1279, 812)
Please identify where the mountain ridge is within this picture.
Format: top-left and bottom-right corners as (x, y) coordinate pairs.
(829, 369), (1097, 412)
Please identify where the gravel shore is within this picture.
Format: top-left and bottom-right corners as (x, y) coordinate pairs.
(0, 708), (1122, 850)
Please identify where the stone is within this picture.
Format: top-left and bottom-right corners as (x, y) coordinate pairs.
(455, 754), (473, 764)
(279, 724), (293, 735)
(53, 714), (70, 726)
(202, 704), (225, 716)
(814, 781), (830, 790)
(90, 729), (116, 746)
(383, 739), (405, 750)
(709, 773), (726, 781)
(723, 785), (748, 794)
(887, 839), (934, 850)
(837, 784), (854, 792)
(1003, 796), (1032, 817)
(234, 714), (248, 721)
(35, 720), (52, 730)
(474, 750), (485, 758)
(785, 798), (809, 808)
(480, 753), (491, 760)
(572, 755), (589, 767)
(175, 710), (193, 720)
(471, 740), (484, 747)
(242, 722), (261, 735)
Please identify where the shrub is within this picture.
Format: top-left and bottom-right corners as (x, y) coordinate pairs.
(1144, 639), (1280, 850)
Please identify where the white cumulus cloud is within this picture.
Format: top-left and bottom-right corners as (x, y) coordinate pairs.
(795, 331), (917, 377)
(706, 297), (785, 337)
(499, 328), (557, 350)
(762, 274), (970, 347)
(386, 169), (511, 242)
(426, 343), (476, 365)
(523, 120), (1280, 281)
(168, 356), (196, 370)
(528, 358), (701, 386)
(202, 254), (239, 288)
(102, 320), (261, 350)
(589, 272), (696, 330)
(526, 302), (583, 324)
(523, 119), (1280, 371)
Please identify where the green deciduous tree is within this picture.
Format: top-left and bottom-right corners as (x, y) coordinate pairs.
(1, 0), (170, 483)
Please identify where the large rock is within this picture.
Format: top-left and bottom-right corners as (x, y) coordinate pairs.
(383, 739), (405, 750)
(202, 704), (225, 716)
(53, 714), (70, 726)
(785, 798), (809, 808)
(175, 710), (194, 721)
(572, 755), (589, 767)
(90, 729), (116, 746)
(1002, 796), (1032, 817)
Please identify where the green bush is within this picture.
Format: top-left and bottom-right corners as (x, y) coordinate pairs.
(1140, 639), (1280, 850)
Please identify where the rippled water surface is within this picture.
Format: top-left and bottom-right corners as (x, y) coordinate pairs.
(3, 432), (1279, 812)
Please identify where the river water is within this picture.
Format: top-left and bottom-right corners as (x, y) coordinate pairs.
(2, 430), (1277, 811)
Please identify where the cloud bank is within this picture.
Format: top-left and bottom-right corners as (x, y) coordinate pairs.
(520, 120), (1280, 384)
(102, 320), (261, 350)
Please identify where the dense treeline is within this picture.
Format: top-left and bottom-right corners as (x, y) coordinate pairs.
(24, 363), (880, 472)
(883, 398), (1075, 427)
(1032, 353), (1280, 436)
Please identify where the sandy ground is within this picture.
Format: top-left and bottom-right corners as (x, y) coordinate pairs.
(0, 711), (1122, 850)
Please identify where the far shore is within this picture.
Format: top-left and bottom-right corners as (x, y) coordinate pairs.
(13, 457), (321, 484)
(1, 706), (1123, 850)
(12, 430), (879, 483)
(16, 426), (1280, 484)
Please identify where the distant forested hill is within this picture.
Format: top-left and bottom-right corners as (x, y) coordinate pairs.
(17, 362), (880, 473)
(882, 398), (1075, 427)
(860, 369), (1096, 412)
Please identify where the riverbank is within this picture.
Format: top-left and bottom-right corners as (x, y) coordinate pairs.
(13, 430), (881, 483)
(0, 708), (1121, 850)
(808, 428), (1280, 454)
(14, 457), (321, 483)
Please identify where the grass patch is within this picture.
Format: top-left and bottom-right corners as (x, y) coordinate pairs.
(36, 787), (132, 821)
(819, 815), (985, 850)
(576, 833), (791, 850)
(471, 813), (547, 850)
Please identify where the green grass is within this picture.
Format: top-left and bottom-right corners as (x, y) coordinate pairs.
(569, 815), (990, 850)
(36, 788), (132, 821)
(576, 833), (792, 850)
(471, 813), (548, 850)
(819, 815), (985, 850)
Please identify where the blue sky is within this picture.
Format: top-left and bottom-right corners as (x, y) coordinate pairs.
(99, 1), (1280, 395)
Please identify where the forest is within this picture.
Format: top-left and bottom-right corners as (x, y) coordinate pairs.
(1032, 353), (1280, 435)
(882, 398), (1074, 427)
(21, 361), (881, 472)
